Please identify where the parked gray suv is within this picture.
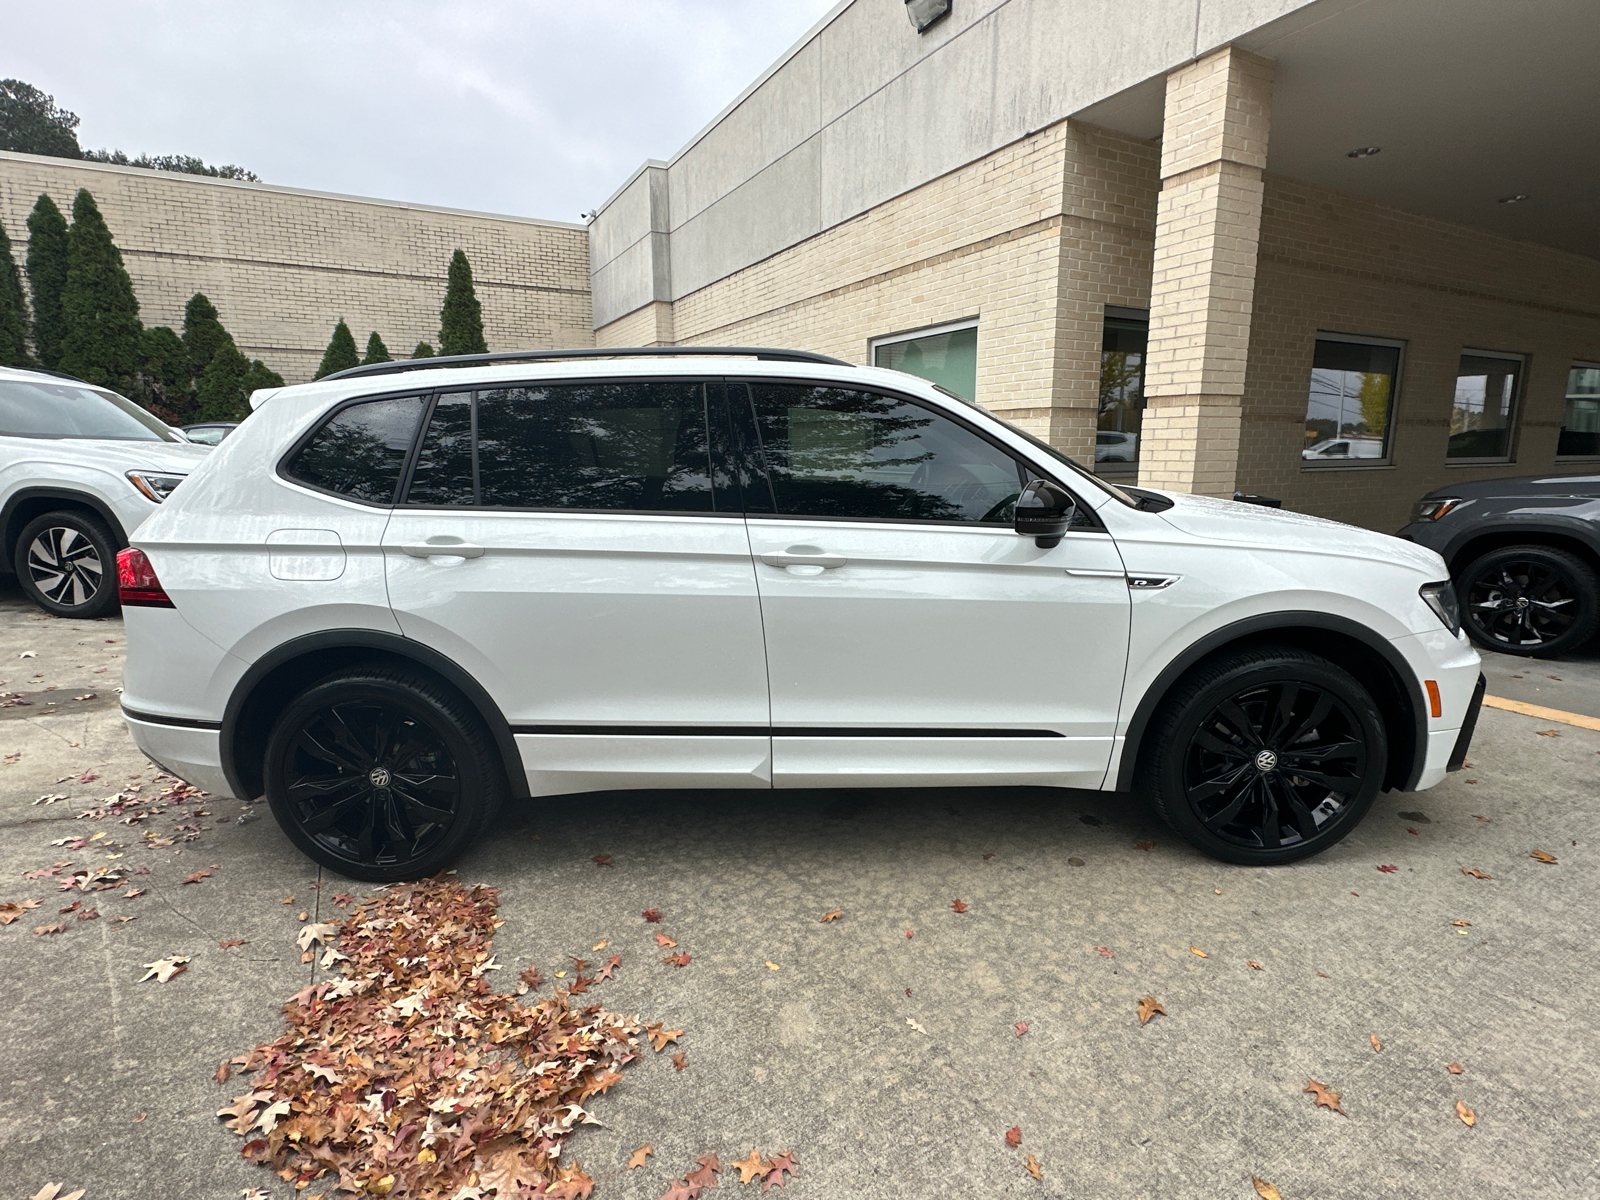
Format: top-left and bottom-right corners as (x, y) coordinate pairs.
(1399, 472), (1600, 658)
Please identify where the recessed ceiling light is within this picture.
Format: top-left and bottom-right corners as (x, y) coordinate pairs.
(1497, 194), (1530, 204)
(1346, 146), (1382, 159)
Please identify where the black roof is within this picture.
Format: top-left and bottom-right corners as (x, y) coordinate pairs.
(321, 346), (851, 383)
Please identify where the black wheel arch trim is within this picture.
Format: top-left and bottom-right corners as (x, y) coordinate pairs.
(219, 629), (530, 802)
(1113, 611), (1429, 794)
(1442, 519), (1600, 570)
(2, 487), (130, 561)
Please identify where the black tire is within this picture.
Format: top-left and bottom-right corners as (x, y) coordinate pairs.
(263, 666), (506, 882)
(1457, 545), (1600, 659)
(1138, 646), (1387, 866)
(13, 510), (120, 619)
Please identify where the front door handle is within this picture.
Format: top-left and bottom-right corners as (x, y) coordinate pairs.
(401, 540), (486, 559)
(759, 549), (846, 569)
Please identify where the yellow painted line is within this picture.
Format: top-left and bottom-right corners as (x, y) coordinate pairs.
(1482, 694), (1600, 733)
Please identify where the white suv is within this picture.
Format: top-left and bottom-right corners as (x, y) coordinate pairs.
(1, 366), (209, 618)
(118, 348), (1484, 880)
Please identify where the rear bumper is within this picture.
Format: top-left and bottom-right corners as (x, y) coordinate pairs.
(122, 707), (231, 797)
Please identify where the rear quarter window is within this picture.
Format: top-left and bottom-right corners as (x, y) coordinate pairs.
(284, 395), (425, 503)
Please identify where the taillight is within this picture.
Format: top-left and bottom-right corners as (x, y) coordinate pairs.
(117, 548), (174, 608)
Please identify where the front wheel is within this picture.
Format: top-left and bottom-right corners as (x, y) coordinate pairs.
(1457, 545), (1599, 658)
(1139, 647), (1387, 865)
(263, 666), (506, 881)
(13, 510), (120, 618)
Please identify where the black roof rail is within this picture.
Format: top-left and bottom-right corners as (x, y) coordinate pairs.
(321, 345), (852, 382)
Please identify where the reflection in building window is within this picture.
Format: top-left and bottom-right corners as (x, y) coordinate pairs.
(1302, 337), (1401, 464)
(1558, 364), (1600, 458)
(1448, 352), (1523, 461)
(871, 321), (978, 401)
(1098, 313), (1147, 473)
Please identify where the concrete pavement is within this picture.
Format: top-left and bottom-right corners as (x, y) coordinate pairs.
(1, 581), (1596, 1199)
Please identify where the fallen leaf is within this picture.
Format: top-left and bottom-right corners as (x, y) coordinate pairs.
(28, 1187), (85, 1200)
(1448, 1062), (1464, 1074)
(123, 887), (145, 899)
(0, 898), (42, 925)
(1095, 945), (1113, 958)
(33, 922), (66, 936)
(906, 1017), (929, 1036)
(732, 1151), (767, 1185)
(1014, 1021), (1028, 1037)
(182, 870), (211, 885)
(331, 891), (355, 907)
(950, 898), (968, 913)
(820, 909), (844, 923)
(1535, 729), (1560, 737)
(1408, 827), (1420, 835)
(295, 921), (339, 952)
(763, 1151), (798, 1190)
(687, 1153), (720, 1187)
(647, 1025), (684, 1051)
(662, 952), (691, 968)
(655, 932), (677, 948)
(297, 910), (308, 921)
(1452, 919), (1472, 927)
(591, 939), (608, 951)
(281, 895), (293, 904)
(219, 938), (247, 949)
(1133, 839), (1154, 851)
(1471, 814), (1491, 822)
(1304, 1079), (1345, 1114)
(1456, 1100), (1476, 1126)
(1136, 996), (1165, 1025)
(1370, 1033), (1382, 1052)
(597, 954), (622, 982)
(1531, 849), (1558, 864)
(1005, 1126), (1022, 1147)
(1190, 946), (1208, 958)
(627, 1145), (653, 1170)
(1317, 971), (1330, 978)
(764, 960), (780, 971)
(982, 852), (994, 860)
(592, 854), (614, 867)
(139, 955), (190, 982)
(641, 908), (662, 922)
(2, 752), (18, 765)
(214, 1060), (231, 1084)
(1024, 1153), (1042, 1181)
(904, 929), (914, 939)
(76, 907), (98, 921)
(1376, 864), (1398, 873)
(1247, 960), (1263, 971)
(1462, 868), (1492, 879)
(1251, 1177), (1283, 1200)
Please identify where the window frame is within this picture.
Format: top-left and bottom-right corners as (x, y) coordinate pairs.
(1556, 360), (1600, 461)
(869, 317), (980, 398)
(1299, 331), (1407, 471)
(393, 375), (736, 519)
(275, 388), (432, 508)
(729, 375), (1106, 533)
(1446, 348), (1527, 466)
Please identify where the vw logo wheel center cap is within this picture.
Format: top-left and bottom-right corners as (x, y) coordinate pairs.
(1254, 749), (1279, 773)
(368, 766), (392, 788)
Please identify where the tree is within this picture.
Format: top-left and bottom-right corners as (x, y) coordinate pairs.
(182, 293), (236, 382)
(25, 194), (70, 368)
(315, 320), (360, 379)
(412, 342), (435, 359)
(362, 331), (391, 365)
(242, 359), (285, 396)
(195, 342), (250, 421)
(81, 149), (259, 182)
(0, 79), (82, 158)
(0, 216), (29, 367)
(438, 250), (486, 356)
(57, 189), (143, 393)
(136, 326), (187, 420)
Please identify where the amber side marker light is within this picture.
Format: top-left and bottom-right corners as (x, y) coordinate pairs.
(1425, 680), (1443, 719)
(117, 548), (175, 609)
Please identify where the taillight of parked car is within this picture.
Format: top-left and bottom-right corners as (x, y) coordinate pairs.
(117, 548), (175, 608)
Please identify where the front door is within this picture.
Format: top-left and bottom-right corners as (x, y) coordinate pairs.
(733, 379), (1131, 788)
(383, 378), (771, 796)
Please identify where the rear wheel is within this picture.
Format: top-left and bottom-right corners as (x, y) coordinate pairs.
(263, 667), (505, 881)
(1139, 646), (1387, 865)
(1457, 545), (1599, 658)
(13, 510), (119, 619)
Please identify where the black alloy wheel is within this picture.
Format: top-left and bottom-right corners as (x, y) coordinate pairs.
(13, 510), (120, 619)
(1141, 647), (1387, 865)
(264, 667), (505, 881)
(1458, 545), (1600, 659)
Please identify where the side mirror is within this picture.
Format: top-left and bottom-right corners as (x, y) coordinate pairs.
(1015, 479), (1076, 548)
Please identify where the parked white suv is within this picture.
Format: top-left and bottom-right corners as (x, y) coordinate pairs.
(118, 348), (1484, 880)
(1, 366), (209, 618)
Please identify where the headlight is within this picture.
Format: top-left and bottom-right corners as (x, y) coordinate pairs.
(1420, 581), (1461, 636)
(126, 471), (187, 503)
(1411, 496), (1470, 523)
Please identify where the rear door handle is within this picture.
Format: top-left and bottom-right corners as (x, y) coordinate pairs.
(401, 540), (485, 559)
(760, 550), (846, 569)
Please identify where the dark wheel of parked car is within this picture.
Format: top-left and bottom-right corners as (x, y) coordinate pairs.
(264, 667), (506, 881)
(1457, 545), (1600, 658)
(1140, 646), (1387, 865)
(12, 510), (120, 619)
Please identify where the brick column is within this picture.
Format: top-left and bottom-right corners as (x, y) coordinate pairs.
(1138, 47), (1273, 496)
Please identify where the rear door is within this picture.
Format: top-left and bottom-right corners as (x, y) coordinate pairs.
(733, 379), (1131, 788)
(382, 377), (771, 796)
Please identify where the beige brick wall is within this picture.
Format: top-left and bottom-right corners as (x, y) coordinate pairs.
(1239, 175), (1600, 531)
(0, 151), (593, 383)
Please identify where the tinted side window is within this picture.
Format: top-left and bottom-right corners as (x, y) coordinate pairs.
(746, 384), (1024, 523)
(476, 381), (712, 511)
(407, 391), (475, 505)
(286, 395), (424, 503)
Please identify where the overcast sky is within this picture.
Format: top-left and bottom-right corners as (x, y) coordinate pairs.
(10, 0), (839, 222)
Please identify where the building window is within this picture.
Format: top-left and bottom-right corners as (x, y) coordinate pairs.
(1098, 309), (1148, 474)
(1558, 363), (1600, 458)
(1301, 335), (1402, 465)
(871, 320), (978, 402)
(1448, 351), (1524, 461)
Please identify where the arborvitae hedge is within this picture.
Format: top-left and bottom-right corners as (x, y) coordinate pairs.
(0, 216), (28, 367)
(25, 194), (69, 369)
(438, 250), (487, 357)
(412, 342), (435, 359)
(182, 293), (235, 383)
(137, 326), (188, 419)
(362, 331), (391, 365)
(57, 189), (143, 393)
(315, 319), (360, 379)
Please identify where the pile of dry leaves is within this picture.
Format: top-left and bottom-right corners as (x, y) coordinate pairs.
(218, 877), (652, 1198)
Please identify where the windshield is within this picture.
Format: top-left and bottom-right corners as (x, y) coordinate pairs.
(0, 378), (179, 441)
